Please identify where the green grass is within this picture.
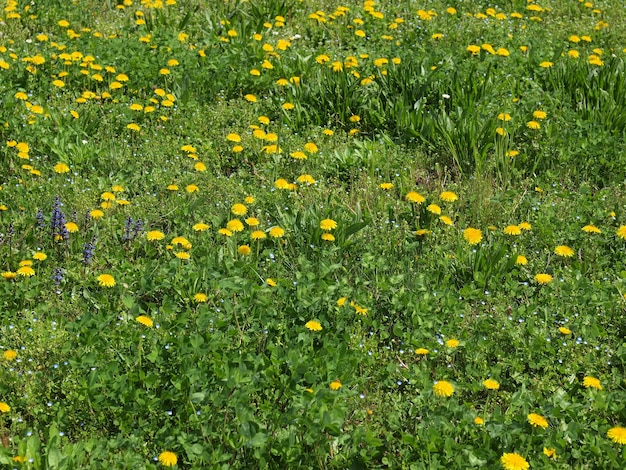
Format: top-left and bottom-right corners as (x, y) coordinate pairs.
(0, 0), (626, 468)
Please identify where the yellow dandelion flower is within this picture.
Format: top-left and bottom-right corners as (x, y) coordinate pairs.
(440, 191), (458, 202)
(266, 278), (277, 287)
(559, 326), (571, 335)
(380, 183), (394, 190)
(238, 245), (251, 255)
(158, 451), (177, 466)
(321, 233), (335, 242)
(526, 121), (541, 130)
(269, 226), (285, 238)
(194, 293), (207, 303)
(616, 226), (626, 239)
(32, 252), (47, 261)
(185, 184), (199, 193)
(415, 348), (429, 355)
(251, 230), (266, 240)
(305, 320), (322, 331)
(226, 219), (244, 232)
(175, 251), (190, 260)
(433, 380), (454, 397)
(474, 417), (485, 425)
(54, 163), (70, 174)
(483, 379), (500, 390)
(543, 447), (557, 459)
(516, 255), (528, 265)
(192, 223), (210, 232)
(463, 228), (482, 245)
(231, 204), (247, 216)
(405, 191), (425, 203)
(583, 376), (602, 390)
(500, 452), (529, 470)
(97, 274), (115, 287)
(3, 350), (17, 361)
(218, 228), (233, 237)
(65, 222), (79, 233)
(320, 219), (338, 231)
(527, 413), (548, 429)
(427, 204), (441, 215)
(445, 339), (459, 348)
(147, 231), (165, 241)
(330, 380), (342, 390)
(17, 266), (35, 277)
(554, 245), (574, 257)
(504, 225), (522, 236)
(607, 427), (626, 444)
(535, 273), (553, 285)
(582, 224), (601, 234)
(533, 110), (547, 119)
(136, 315), (154, 327)
(0, 402), (11, 413)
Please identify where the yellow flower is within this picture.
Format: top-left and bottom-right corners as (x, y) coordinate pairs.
(415, 348), (429, 355)
(534, 273), (553, 285)
(583, 376), (602, 390)
(32, 252), (47, 261)
(616, 226), (626, 240)
(97, 274), (115, 287)
(175, 252), (190, 260)
(54, 163), (70, 174)
(439, 215), (453, 226)
(305, 320), (322, 331)
(543, 447), (557, 459)
(504, 225), (522, 236)
(185, 184), (199, 193)
(474, 417), (485, 425)
(17, 266), (35, 277)
(290, 151), (307, 160)
(463, 228), (482, 245)
(607, 426), (626, 444)
(136, 315), (154, 327)
(526, 121), (540, 130)
(405, 191), (425, 203)
(0, 402), (11, 413)
(539, 61), (554, 68)
(440, 191), (458, 202)
(297, 174), (316, 185)
(483, 379), (500, 390)
(518, 222), (532, 231)
(266, 278), (277, 287)
(330, 380), (342, 390)
(527, 413), (548, 429)
(1, 272), (17, 280)
(218, 228), (233, 237)
(90, 209), (104, 219)
(320, 219), (338, 231)
(582, 224), (601, 234)
(427, 204), (441, 215)
(231, 203), (247, 216)
(167, 184), (179, 191)
(126, 123), (140, 131)
(193, 223), (210, 232)
(500, 452), (529, 470)
(433, 380), (454, 397)
(244, 94), (257, 102)
(147, 230), (165, 241)
(3, 350), (17, 361)
(194, 293), (207, 303)
(274, 178), (291, 190)
(533, 110), (547, 119)
(379, 183), (394, 190)
(226, 219), (244, 232)
(269, 227), (285, 238)
(238, 245), (251, 255)
(245, 217), (259, 227)
(65, 222), (79, 233)
(304, 142), (318, 153)
(554, 245), (574, 257)
(226, 133), (241, 142)
(321, 233), (335, 242)
(559, 326), (571, 335)
(251, 230), (266, 240)
(158, 451), (177, 466)
(445, 339), (459, 348)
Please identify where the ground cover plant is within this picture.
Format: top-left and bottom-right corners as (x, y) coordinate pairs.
(1, 0), (626, 468)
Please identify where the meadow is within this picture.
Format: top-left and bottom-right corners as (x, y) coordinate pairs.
(1, 0), (626, 468)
